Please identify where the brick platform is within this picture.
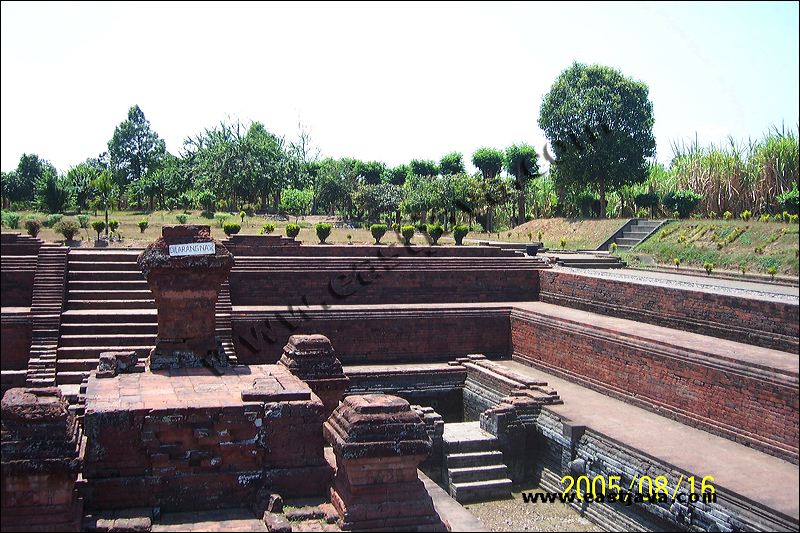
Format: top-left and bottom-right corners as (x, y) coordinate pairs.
(82, 365), (331, 511)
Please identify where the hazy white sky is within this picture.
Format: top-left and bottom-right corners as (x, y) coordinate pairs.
(1, 1), (798, 174)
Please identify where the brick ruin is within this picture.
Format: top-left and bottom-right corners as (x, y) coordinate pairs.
(1, 229), (799, 532)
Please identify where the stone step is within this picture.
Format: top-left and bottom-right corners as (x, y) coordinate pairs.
(68, 280), (149, 290)
(69, 251), (142, 261)
(446, 451), (505, 469)
(448, 464), (508, 484)
(68, 289), (154, 300)
(67, 299), (155, 310)
(68, 270), (145, 281)
(57, 371), (94, 385)
(69, 261), (140, 271)
(560, 262), (626, 269)
(622, 231), (650, 239)
(450, 478), (512, 503)
(61, 310), (157, 323)
(57, 358), (105, 372)
(614, 238), (640, 246)
(57, 345), (153, 360)
(60, 322), (157, 335)
(443, 422), (498, 453)
(59, 333), (156, 347)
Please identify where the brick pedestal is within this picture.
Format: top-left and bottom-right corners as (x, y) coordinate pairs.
(1, 387), (83, 532)
(137, 225), (233, 370)
(324, 395), (444, 531)
(279, 334), (349, 419)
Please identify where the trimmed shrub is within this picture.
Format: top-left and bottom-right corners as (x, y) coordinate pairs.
(663, 190), (701, 218)
(138, 219), (149, 233)
(414, 222), (427, 233)
(427, 223), (444, 245)
(241, 203), (256, 217)
(634, 192), (659, 212)
(286, 223), (300, 238)
(239, 210), (246, 223)
(674, 257), (680, 269)
(453, 225), (468, 246)
(44, 213), (63, 228)
(315, 222), (332, 244)
(176, 213), (189, 224)
(400, 225), (415, 245)
(91, 220), (106, 239)
(77, 214), (90, 228)
(25, 219), (41, 237)
(560, 237), (567, 249)
(610, 242), (618, 254)
(703, 261), (714, 275)
(223, 222), (241, 236)
(108, 219), (120, 234)
(55, 220), (80, 241)
(723, 210), (733, 220)
(370, 224), (387, 244)
(767, 266), (778, 280)
(740, 210), (752, 221)
(260, 223), (275, 235)
(1, 211), (22, 229)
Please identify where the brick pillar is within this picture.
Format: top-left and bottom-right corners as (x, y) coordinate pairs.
(323, 394), (444, 531)
(137, 225), (234, 370)
(279, 334), (349, 419)
(1, 387), (83, 532)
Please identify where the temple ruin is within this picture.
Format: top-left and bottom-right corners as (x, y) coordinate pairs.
(1, 228), (798, 532)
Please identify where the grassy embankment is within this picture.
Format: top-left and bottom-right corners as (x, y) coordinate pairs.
(623, 219), (799, 277)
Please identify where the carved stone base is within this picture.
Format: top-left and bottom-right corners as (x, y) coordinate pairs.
(147, 337), (229, 371)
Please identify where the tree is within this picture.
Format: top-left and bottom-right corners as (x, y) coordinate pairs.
(505, 144), (540, 226)
(108, 105), (166, 208)
(8, 153), (57, 205)
(440, 152), (465, 175)
(35, 167), (73, 213)
(66, 161), (102, 211)
(539, 62), (656, 218)
(409, 159), (439, 177)
(279, 188), (313, 221)
(91, 171), (116, 238)
(471, 148), (505, 231)
(359, 161), (386, 185)
(384, 165), (409, 186)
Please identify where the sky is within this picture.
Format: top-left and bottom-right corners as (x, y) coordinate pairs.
(1, 1), (798, 175)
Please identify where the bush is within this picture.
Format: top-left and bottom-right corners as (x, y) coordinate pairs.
(723, 210), (733, 220)
(176, 213), (189, 224)
(674, 258), (680, 269)
(759, 214), (770, 222)
(635, 207), (649, 218)
(1, 211), (22, 229)
(634, 192), (659, 212)
(315, 222), (332, 244)
(91, 220), (106, 239)
(44, 213), (63, 228)
(77, 214), (90, 228)
(54, 220), (80, 241)
(427, 223), (444, 245)
(776, 186), (799, 215)
(740, 263), (747, 274)
(286, 223), (300, 238)
(239, 210), (246, 223)
(260, 223), (275, 235)
(414, 222), (427, 233)
(138, 219), (149, 233)
(196, 190), (216, 213)
(223, 222), (241, 236)
(663, 190), (701, 218)
(108, 219), (120, 234)
(610, 242), (618, 254)
(453, 225), (469, 246)
(215, 212), (229, 228)
(400, 225), (415, 245)
(703, 261), (714, 275)
(25, 219), (41, 237)
(241, 203), (256, 217)
(740, 210), (752, 221)
(767, 266), (778, 280)
(560, 237), (567, 249)
(370, 224), (387, 244)
(789, 214), (799, 224)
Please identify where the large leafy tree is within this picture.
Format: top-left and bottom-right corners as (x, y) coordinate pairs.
(505, 144), (540, 225)
(108, 105), (166, 208)
(66, 160), (103, 211)
(539, 62), (656, 217)
(7, 153), (57, 204)
(359, 161), (386, 185)
(471, 148), (505, 231)
(409, 159), (439, 178)
(440, 152), (465, 175)
(35, 166), (73, 213)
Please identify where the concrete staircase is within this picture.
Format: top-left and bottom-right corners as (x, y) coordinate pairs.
(57, 250), (156, 385)
(443, 422), (512, 503)
(607, 219), (664, 252)
(555, 254), (626, 269)
(26, 243), (69, 387)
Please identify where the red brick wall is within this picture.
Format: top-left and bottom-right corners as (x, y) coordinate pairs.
(538, 270), (799, 353)
(232, 307), (511, 365)
(1, 316), (32, 371)
(230, 268), (539, 306)
(1, 271), (35, 307)
(511, 310), (800, 463)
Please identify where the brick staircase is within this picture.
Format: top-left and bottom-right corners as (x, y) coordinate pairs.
(216, 281), (237, 364)
(57, 250), (156, 385)
(26, 243), (69, 387)
(443, 422), (512, 503)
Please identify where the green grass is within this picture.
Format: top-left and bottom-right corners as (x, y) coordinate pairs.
(627, 219), (799, 276)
